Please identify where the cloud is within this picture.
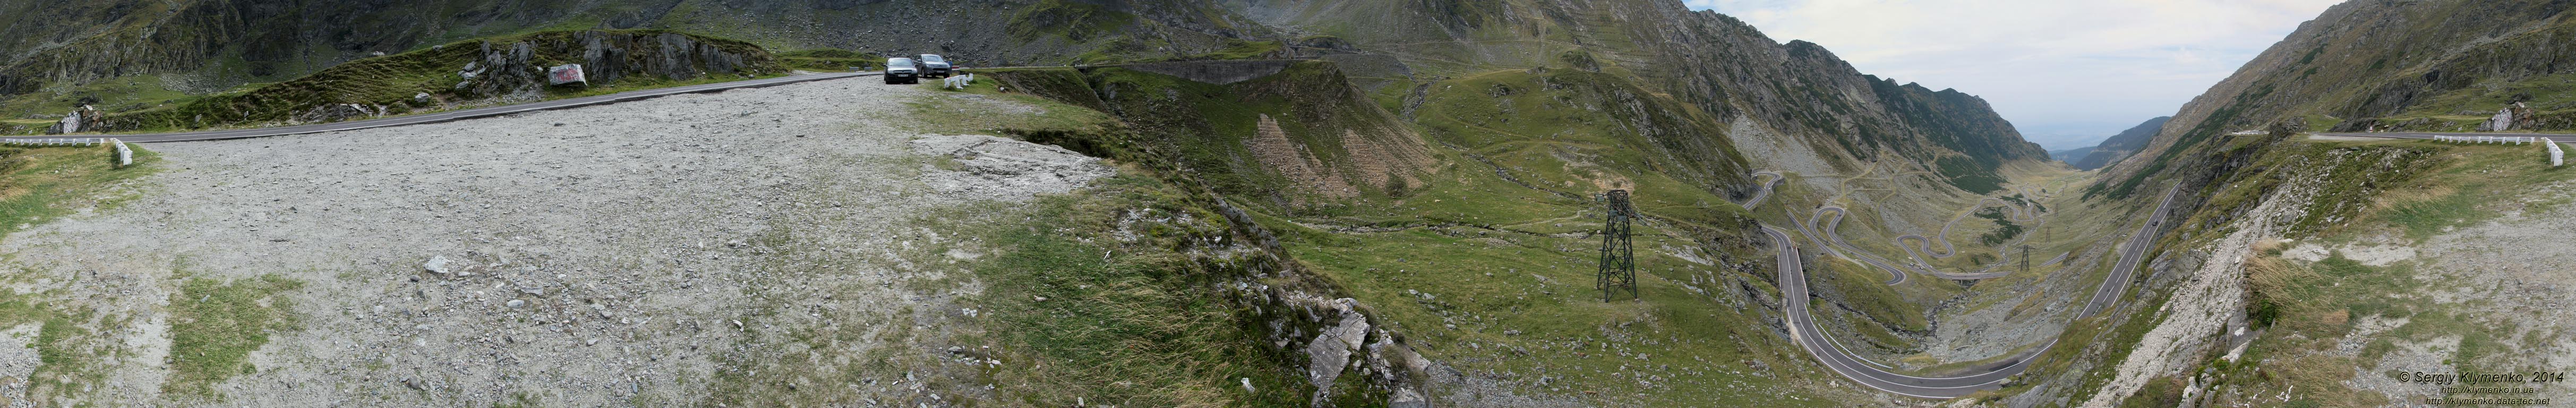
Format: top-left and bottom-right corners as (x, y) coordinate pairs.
(1692, 0), (2341, 150)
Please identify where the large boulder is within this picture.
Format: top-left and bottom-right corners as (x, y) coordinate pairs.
(45, 105), (101, 134)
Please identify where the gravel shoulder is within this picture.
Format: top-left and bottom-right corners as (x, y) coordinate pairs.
(0, 78), (1110, 406)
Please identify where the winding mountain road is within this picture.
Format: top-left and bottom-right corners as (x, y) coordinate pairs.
(1744, 171), (1784, 209)
(2312, 131), (2576, 143)
(3, 71), (880, 143)
(1892, 195), (2040, 275)
(1760, 174), (2184, 398)
(1795, 192), (2043, 282)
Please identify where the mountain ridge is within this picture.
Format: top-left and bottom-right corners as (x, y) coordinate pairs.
(2068, 116), (2168, 171)
(3, 0), (2050, 196)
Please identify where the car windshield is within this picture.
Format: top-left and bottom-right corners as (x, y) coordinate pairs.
(888, 58), (914, 67)
(920, 55), (945, 63)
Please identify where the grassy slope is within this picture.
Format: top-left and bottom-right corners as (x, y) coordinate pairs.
(776, 49), (882, 72)
(803, 77), (1331, 406)
(2019, 136), (2569, 406)
(970, 61), (1943, 405)
(2193, 137), (2570, 406)
(10, 29), (785, 135)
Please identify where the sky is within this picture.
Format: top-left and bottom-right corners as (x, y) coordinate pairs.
(1688, 0), (2344, 150)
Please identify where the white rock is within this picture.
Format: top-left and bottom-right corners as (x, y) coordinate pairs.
(424, 256), (451, 274)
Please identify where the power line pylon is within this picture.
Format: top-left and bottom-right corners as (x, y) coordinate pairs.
(1598, 190), (1637, 302)
(2018, 244), (2033, 274)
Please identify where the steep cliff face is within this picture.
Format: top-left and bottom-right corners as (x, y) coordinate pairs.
(2069, 116), (2168, 171)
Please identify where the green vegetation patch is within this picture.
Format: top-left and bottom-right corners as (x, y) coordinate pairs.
(0, 144), (159, 241)
(1006, 0), (1140, 44)
(1189, 39), (1282, 61)
(1408, 69), (1755, 219)
(166, 274), (305, 395)
(900, 77), (1123, 142)
(981, 62), (1838, 405)
(2154, 137), (2575, 406)
(99, 29), (784, 133)
(960, 175), (1309, 406)
(1973, 207), (2025, 246)
(986, 62), (1436, 215)
(1937, 156), (2007, 194)
(0, 74), (195, 131)
(2382, 186), (2496, 240)
(0, 287), (116, 402)
(1818, 256), (1928, 334)
(777, 49), (882, 72)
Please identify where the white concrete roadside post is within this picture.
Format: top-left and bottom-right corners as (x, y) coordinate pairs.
(2548, 141), (2564, 167)
(109, 138), (131, 168)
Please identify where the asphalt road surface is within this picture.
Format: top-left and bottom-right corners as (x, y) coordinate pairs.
(3, 71), (880, 143)
(1896, 188), (2041, 266)
(1792, 196), (2036, 282)
(1792, 207), (1916, 284)
(2313, 131), (2576, 143)
(1743, 171), (1783, 209)
(2079, 185), (2183, 318)
(1759, 175), (2185, 398)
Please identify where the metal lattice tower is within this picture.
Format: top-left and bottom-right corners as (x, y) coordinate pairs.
(2018, 244), (2034, 273)
(1597, 190), (1637, 302)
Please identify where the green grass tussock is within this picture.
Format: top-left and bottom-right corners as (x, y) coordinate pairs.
(0, 144), (158, 242)
(166, 274), (305, 395)
(957, 175), (1311, 407)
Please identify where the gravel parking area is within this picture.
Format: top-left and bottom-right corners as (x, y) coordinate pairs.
(0, 78), (1110, 406)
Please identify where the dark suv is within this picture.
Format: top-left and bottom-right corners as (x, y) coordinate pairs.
(885, 57), (920, 84)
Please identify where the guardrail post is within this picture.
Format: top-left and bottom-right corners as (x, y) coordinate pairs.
(110, 138), (131, 168)
(2549, 141), (2564, 167)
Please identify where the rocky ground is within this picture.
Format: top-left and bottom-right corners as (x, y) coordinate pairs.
(2314, 179), (2576, 405)
(0, 78), (1111, 406)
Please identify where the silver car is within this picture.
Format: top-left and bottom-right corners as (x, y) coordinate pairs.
(917, 54), (953, 78)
